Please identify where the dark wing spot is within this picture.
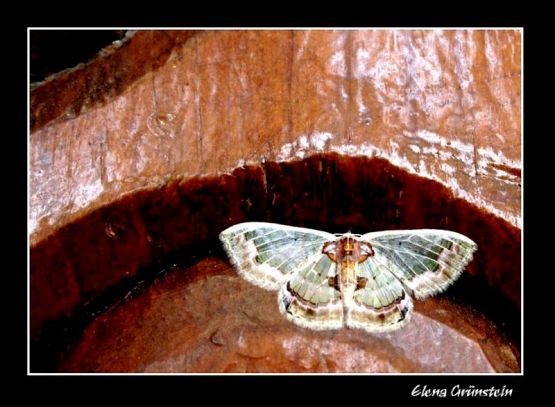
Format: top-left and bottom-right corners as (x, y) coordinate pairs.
(328, 276), (340, 291)
(282, 284), (293, 309)
(400, 305), (408, 319)
(356, 277), (367, 290)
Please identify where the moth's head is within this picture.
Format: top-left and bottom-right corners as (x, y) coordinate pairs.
(343, 231), (362, 239)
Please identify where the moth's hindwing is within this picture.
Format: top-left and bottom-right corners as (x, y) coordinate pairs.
(279, 254), (343, 330)
(346, 259), (413, 332)
(362, 229), (477, 299)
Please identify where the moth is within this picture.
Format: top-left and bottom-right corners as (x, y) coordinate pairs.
(219, 222), (477, 333)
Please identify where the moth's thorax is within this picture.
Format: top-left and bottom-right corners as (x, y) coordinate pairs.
(322, 235), (374, 265)
(323, 235), (375, 290)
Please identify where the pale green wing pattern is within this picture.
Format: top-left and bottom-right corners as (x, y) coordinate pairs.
(346, 259), (413, 332)
(361, 229), (477, 299)
(279, 254), (343, 330)
(219, 222), (336, 290)
(220, 222), (343, 329)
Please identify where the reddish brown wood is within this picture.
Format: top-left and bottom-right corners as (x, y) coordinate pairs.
(30, 30), (521, 372)
(58, 258), (519, 373)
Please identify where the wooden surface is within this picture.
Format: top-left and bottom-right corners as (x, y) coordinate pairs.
(30, 30), (522, 372)
(59, 258), (519, 373)
(30, 30), (521, 245)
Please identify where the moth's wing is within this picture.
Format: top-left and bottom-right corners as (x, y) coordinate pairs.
(219, 222), (336, 290)
(361, 229), (477, 299)
(220, 222), (343, 329)
(279, 254), (343, 330)
(346, 259), (412, 332)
